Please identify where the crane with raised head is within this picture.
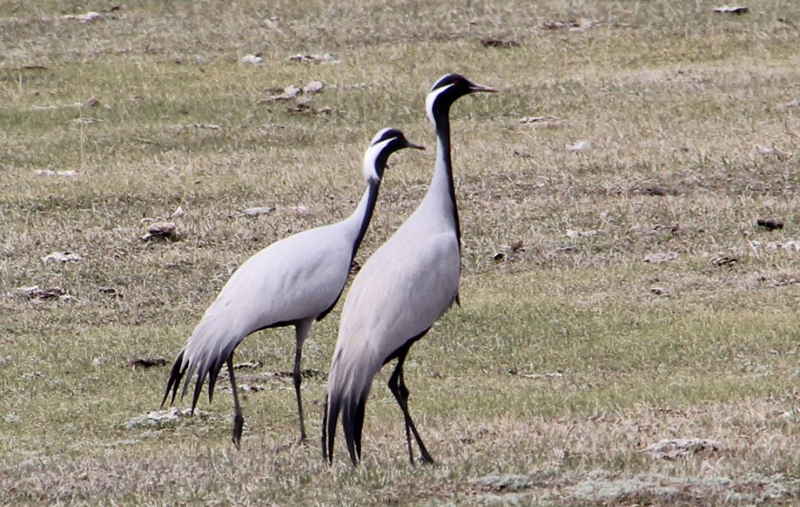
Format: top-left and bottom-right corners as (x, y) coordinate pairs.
(323, 74), (496, 465)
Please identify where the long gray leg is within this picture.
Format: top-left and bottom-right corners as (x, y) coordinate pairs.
(387, 345), (434, 465)
(388, 359), (414, 463)
(227, 355), (244, 449)
(321, 394), (329, 461)
(293, 319), (313, 443)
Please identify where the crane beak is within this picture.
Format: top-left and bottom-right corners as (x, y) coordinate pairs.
(404, 141), (426, 150)
(468, 83), (497, 93)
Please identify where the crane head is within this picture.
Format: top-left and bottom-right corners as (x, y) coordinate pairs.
(425, 73), (497, 125)
(363, 128), (424, 183)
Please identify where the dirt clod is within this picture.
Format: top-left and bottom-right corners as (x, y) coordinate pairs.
(756, 218), (783, 231)
(128, 358), (169, 370)
(480, 36), (520, 48)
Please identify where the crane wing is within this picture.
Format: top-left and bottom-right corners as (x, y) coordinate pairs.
(165, 223), (352, 409)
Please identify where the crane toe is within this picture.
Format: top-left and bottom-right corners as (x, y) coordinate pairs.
(232, 413), (244, 450)
(419, 453), (436, 466)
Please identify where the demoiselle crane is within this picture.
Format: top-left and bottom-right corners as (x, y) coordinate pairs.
(162, 128), (424, 448)
(323, 74), (496, 465)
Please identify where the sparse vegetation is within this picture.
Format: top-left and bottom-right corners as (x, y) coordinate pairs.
(1, 0), (799, 504)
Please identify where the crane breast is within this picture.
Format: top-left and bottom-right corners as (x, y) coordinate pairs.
(338, 231), (460, 361)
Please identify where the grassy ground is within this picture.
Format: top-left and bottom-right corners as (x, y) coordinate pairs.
(2, 0), (800, 504)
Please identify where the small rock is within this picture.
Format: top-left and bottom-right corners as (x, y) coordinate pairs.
(282, 85), (302, 98)
(566, 229), (599, 239)
(755, 145), (793, 158)
(239, 384), (264, 392)
(713, 6), (749, 14)
(303, 81), (324, 94)
(258, 85), (302, 103)
(42, 251), (83, 263)
(33, 170), (78, 177)
(778, 99), (800, 110)
(287, 53), (340, 64)
(764, 240), (800, 251)
(62, 11), (102, 22)
(710, 255), (737, 266)
(13, 285), (67, 300)
(566, 140), (592, 152)
(239, 206), (275, 217)
(141, 222), (178, 241)
(240, 53), (264, 65)
(645, 438), (722, 459)
(123, 408), (209, 430)
(511, 370), (564, 380)
(71, 117), (102, 125)
(472, 473), (535, 491)
(188, 123), (219, 130)
(644, 252), (678, 263)
(767, 274), (799, 287)
(541, 18), (602, 31)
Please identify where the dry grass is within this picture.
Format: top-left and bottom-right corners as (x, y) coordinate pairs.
(2, 0), (800, 504)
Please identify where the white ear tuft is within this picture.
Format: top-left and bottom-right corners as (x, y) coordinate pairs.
(363, 135), (396, 183)
(425, 82), (455, 125)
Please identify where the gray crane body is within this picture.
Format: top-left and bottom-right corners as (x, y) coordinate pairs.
(324, 74), (495, 465)
(162, 129), (424, 447)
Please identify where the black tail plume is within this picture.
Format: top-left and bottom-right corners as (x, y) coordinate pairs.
(342, 395), (358, 465)
(342, 391), (369, 466)
(325, 393), (340, 464)
(207, 355), (226, 404)
(353, 392), (367, 461)
(162, 350), (186, 408)
(191, 366), (208, 413)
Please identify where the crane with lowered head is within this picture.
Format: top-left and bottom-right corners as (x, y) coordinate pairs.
(163, 128), (424, 448)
